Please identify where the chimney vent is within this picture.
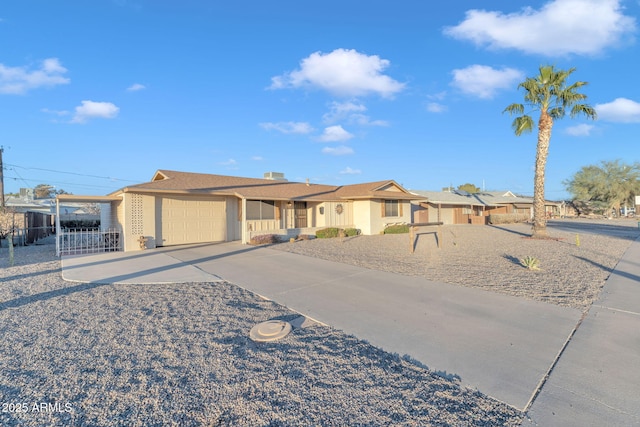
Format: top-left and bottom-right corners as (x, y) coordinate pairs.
(263, 172), (287, 181)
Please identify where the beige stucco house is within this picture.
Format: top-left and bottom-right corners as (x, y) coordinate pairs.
(57, 170), (417, 252)
(410, 189), (563, 225)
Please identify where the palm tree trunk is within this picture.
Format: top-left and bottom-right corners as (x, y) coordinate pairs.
(532, 111), (553, 238)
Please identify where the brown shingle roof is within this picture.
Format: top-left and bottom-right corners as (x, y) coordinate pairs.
(114, 170), (418, 201)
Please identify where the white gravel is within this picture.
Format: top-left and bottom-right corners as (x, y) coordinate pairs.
(273, 218), (640, 311)
(0, 239), (522, 426)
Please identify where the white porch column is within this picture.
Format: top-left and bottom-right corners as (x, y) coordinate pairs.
(55, 198), (61, 256)
(241, 197), (248, 244)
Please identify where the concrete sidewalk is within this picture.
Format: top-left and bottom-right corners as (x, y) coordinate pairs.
(525, 237), (640, 426)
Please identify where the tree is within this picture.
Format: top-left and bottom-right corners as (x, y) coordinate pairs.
(34, 184), (55, 199)
(457, 183), (481, 194)
(504, 65), (597, 238)
(565, 160), (640, 215)
(33, 184), (69, 198)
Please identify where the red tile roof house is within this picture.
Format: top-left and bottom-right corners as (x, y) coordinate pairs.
(57, 170), (419, 253)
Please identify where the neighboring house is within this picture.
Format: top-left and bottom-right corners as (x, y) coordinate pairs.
(2, 194), (56, 243)
(410, 190), (487, 225)
(410, 189), (563, 225)
(57, 170), (418, 252)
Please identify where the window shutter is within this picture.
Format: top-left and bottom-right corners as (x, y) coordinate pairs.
(275, 201), (281, 220)
(237, 199), (242, 221)
(381, 200), (385, 217)
(399, 201), (403, 217)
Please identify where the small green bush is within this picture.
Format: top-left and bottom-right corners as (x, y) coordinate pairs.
(250, 234), (280, 245)
(344, 228), (360, 237)
(316, 228), (342, 238)
(384, 224), (410, 234)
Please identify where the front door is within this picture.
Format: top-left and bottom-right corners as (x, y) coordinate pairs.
(294, 202), (307, 228)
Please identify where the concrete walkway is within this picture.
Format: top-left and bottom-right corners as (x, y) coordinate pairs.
(525, 236), (640, 426)
(61, 237), (640, 422)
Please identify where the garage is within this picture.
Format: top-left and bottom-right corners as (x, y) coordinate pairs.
(156, 196), (226, 246)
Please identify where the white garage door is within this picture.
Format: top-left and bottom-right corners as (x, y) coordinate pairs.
(157, 196), (226, 246)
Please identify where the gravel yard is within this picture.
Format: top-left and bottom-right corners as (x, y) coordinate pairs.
(1, 241), (521, 426)
(273, 218), (640, 311)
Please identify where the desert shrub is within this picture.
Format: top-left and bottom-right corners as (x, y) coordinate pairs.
(250, 234), (280, 245)
(520, 256), (540, 270)
(344, 228), (360, 237)
(488, 213), (530, 225)
(316, 228), (342, 238)
(384, 224), (410, 234)
(298, 234), (315, 240)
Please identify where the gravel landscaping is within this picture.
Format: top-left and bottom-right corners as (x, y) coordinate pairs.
(1, 241), (522, 426)
(273, 218), (640, 311)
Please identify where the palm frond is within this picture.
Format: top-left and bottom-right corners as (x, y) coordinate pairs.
(512, 115), (534, 136)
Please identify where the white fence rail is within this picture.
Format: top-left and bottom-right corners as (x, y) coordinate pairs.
(57, 228), (122, 256)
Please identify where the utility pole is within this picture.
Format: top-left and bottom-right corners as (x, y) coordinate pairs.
(0, 146), (5, 207)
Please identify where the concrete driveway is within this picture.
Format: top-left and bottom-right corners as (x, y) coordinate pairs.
(62, 235), (640, 425)
(153, 242), (582, 412)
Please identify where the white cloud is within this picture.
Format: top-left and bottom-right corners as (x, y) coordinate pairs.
(269, 48), (405, 98)
(322, 146), (355, 156)
(316, 125), (354, 142)
(0, 58), (70, 94)
(451, 65), (524, 99)
(41, 108), (70, 117)
(426, 102), (447, 113)
(251, 156), (264, 161)
(595, 98), (640, 123)
(127, 83), (146, 91)
(444, 0), (636, 56)
(71, 100), (119, 123)
(349, 114), (389, 126)
(323, 101), (388, 126)
(219, 159), (238, 166)
(340, 166), (362, 174)
(565, 123), (595, 136)
(323, 101), (367, 123)
(260, 121), (314, 134)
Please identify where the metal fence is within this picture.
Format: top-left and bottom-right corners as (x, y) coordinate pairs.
(1, 226), (54, 247)
(57, 228), (122, 256)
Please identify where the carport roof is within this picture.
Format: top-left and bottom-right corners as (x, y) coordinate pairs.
(56, 194), (122, 203)
(111, 169), (419, 201)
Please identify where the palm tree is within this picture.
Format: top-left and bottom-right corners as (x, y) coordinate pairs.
(504, 65), (597, 238)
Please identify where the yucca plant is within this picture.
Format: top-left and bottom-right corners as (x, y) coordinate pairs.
(520, 256), (540, 270)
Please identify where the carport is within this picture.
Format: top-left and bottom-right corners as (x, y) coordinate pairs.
(55, 194), (122, 256)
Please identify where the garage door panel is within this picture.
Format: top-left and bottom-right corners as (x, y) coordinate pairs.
(158, 197), (226, 246)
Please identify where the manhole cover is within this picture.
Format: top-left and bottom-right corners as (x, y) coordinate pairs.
(249, 320), (292, 342)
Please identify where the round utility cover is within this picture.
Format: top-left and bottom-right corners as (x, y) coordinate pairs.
(249, 320), (292, 342)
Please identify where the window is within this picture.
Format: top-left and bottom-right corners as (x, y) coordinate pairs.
(246, 200), (276, 220)
(384, 200), (399, 217)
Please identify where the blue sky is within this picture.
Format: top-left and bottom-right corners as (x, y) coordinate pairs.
(1, 0), (639, 200)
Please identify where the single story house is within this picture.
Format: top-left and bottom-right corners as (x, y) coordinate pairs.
(410, 189), (563, 225)
(57, 170), (419, 252)
(410, 190), (487, 225)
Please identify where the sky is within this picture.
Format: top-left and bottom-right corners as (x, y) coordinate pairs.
(1, 0), (639, 200)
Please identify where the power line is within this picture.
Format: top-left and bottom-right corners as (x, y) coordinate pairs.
(4, 163), (139, 183)
(4, 175), (122, 190)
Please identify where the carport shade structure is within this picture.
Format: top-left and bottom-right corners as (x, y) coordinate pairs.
(55, 194), (121, 256)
